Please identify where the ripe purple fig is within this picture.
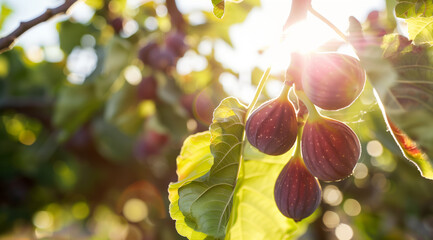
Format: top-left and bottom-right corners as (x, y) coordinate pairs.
(274, 156), (322, 222)
(302, 116), (361, 181)
(303, 53), (365, 110)
(138, 42), (159, 66)
(110, 17), (124, 34)
(149, 47), (176, 72)
(137, 76), (157, 101)
(245, 86), (297, 155)
(165, 31), (188, 57)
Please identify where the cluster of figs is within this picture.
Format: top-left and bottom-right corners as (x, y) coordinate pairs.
(245, 52), (366, 222)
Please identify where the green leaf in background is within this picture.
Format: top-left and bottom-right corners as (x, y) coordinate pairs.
(195, 0), (260, 45)
(58, 21), (91, 54)
(53, 83), (101, 141)
(178, 97), (246, 239)
(169, 132), (214, 240)
(348, 25), (433, 179)
(91, 118), (134, 163)
(212, 0), (225, 19)
(104, 82), (142, 134)
(96, 38), (134, 98)
(395, 0), (433, 18)
(405, 17), (433, 45)
(0, 4), (12, 30)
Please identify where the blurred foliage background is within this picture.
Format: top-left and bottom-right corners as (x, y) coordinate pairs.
(0, 0), (432, 239)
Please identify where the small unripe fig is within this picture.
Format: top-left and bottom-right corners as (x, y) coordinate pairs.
(245, 87), (297, 155)
(274, 156), (322, 222)
(137, 76), (157, 101)
(302, 116), (361, 181)
(303, 53), (365, 110)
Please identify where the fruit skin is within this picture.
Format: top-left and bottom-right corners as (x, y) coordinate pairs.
(149, 47), (176, 72)
(110, 17), (124, 34)
(274, 156), (322, 222)
(303, 53), (365, 110)
(165, 31), (188, 57)
(137, 76), (157, 101)
(245, 95), (297, 156)
(138, 42), (159, 65)
(302, 116), (361, 181)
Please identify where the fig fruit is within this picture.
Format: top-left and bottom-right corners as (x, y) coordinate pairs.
(165, 31), (188, 57)
(138, 42), (159, 66)
(137, 76), (157, 101)
(302, 116), (361, 181)
(149, 47), (176, 72)
(110, 17), (124, 34)
(245, 87), (297, 155)
(274, 156), (322, 222)
(303, 53), (365, 110)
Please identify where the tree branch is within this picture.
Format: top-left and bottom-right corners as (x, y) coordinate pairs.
(0, 0), (78, 54)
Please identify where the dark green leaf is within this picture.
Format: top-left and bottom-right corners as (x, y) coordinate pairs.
(168, 132), (214, 240)
(178, 97), (246, 238)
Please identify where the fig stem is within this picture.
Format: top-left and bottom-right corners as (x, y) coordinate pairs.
(293, 125), (303, 158)
(245, 67), (272, 123)
(295, 90), (321, 122)
(278, 81), (291, 100)
(308, 6), (348, 42)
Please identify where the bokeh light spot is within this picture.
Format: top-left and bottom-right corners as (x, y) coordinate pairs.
(335, 223), (354, 240)
(124, 65), (142, 85)
(138, 100), (156, 118)
(123, 198), (148, 223)
(19, 130), (36, 146)
(187, 119), (198, 131)
(33, 211), (53, 229)
(353, 163), (368, 179)
(367, 140), (383, 157)
(343, 199), (361, 216)
(72, 202), (90, 220)
(323, 211), (340, 228)
(323, 185), (343, 206)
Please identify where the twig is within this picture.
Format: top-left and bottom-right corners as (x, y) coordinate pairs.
(166, 0), (186, 32)
(308, 6), (348, 42)
(0, 0), (78, 54)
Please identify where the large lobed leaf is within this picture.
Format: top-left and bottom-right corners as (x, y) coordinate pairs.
(178, 97), (246, 239)
(168, 131), (214, 240)
(349, 22), (433, 179)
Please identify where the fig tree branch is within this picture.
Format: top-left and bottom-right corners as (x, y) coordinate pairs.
(0, 0), (78, 54)
(308, 6), (347, 42)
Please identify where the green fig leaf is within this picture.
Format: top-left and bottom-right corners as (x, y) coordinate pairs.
(226, 152), (313, 240)
(104, 82), (142, 134)
(405, 17), (433, 46)
(212, 0), (225, 19)
(395, 0), (433, 18)
(348, 24), (433, 179)
(168, 131), (214, 240)
(178, 97), (246, 239)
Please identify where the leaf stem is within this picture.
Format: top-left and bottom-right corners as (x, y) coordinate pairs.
(245, 67), (271, 123)
(308, 6), (347, 42)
